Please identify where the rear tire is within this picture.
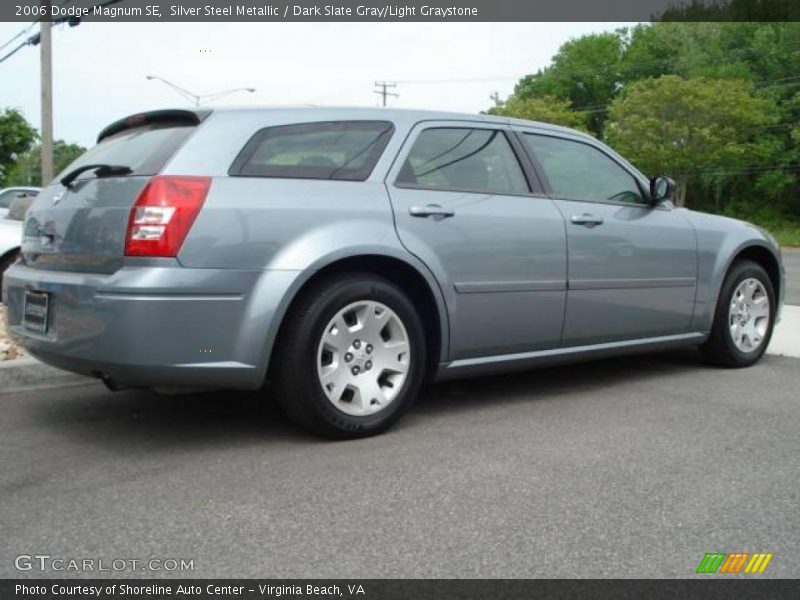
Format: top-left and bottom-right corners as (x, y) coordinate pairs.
(273, 272), (426, 439)
(0, 249), (20, 304)
(701, 259), (775, 368)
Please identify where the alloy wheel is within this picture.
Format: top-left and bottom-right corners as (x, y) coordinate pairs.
(316, 300), (411, 417)
(728, 277), (770, 353)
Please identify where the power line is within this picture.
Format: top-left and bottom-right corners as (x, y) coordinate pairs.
(0, 27), (34, 53)
(397, 76), (519, 84)
(0, 32), (40, 64)
(0, 0), (75, 52)
(309, 82), (369, 104)
(688, 163), (800, 176)
(557, 73), (800, 115)
(0, 0), (117, 66)
(389, 39), (800, 92)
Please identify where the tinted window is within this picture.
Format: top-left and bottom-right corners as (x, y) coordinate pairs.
(58, 125), (194, 181)
(0, 190), (37, 210)
(522, 134), (643, 204)
(0, 190), (22, 209)
(230, 121), (394, 181)
(397, 128), (528, 195)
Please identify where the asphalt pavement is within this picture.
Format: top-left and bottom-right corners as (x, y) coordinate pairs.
(1, 351), (798, 578)
(1, 247), (797, 579)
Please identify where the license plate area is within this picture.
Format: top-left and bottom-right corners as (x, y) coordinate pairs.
(23, 290), (49, 334)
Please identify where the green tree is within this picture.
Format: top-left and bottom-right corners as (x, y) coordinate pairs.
(6, 140), (86, 187)
(657, 0), (800, 22)
(625, 21), (800, 88)
(0, 108), (38, 186)
(605, 75), (778, 207)
(491, 21), (800, 237)
(513, 32), (628, 136)
(487, 93), (589, 132)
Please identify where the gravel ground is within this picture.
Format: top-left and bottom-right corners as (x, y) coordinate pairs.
(0, 304), (25, 361)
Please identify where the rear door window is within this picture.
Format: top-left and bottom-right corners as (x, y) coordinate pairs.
(58, 124), (195, 181)
(395, 127), (529, 195)
(229, 121), (394, 181)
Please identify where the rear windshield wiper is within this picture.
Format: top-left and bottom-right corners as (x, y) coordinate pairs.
(60, 164), (132, 188)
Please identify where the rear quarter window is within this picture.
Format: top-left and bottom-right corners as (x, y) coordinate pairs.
(56, 124), (195, 181)
(229, 121), (394, 181)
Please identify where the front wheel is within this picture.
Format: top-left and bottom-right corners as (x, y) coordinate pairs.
(273, 273), (426, 438)
(702, 259), (775, 368)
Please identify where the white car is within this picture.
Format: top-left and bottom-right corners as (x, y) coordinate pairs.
(0, 218), (23, 300)
(1, 188), (38, 291)
(0, 187), (40, 220)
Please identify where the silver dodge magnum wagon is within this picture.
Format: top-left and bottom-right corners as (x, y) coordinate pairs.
(3, 107), (785, 438)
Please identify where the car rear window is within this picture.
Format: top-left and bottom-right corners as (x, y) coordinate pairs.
(0, 189), (37, 209)
(229, 121), (394, 181)
(56, 124), (195, 181)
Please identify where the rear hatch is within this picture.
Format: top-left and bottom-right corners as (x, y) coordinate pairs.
(22, 110), (206, 273)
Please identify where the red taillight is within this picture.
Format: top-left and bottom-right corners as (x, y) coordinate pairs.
(125, 176), (211, 257)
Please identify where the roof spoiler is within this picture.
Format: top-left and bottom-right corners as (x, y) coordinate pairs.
(97, 109), (212, 143)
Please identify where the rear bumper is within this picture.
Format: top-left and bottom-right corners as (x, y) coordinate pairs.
(3, 263), (298, 390)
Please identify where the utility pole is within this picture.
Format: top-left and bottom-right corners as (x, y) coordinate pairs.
(40, 1), (54, 185)
(373, 81), (398, 107)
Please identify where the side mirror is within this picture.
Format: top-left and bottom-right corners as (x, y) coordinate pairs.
(649, 176), (675, 204)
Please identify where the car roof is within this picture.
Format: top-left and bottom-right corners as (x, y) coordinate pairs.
(0, 187), (40, 192)
(208, 105), (592, 139)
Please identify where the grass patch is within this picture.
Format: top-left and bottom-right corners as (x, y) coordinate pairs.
(749, 221), (800, 247)
(770, 225), (800, 248)
(721, 209), (800, 248)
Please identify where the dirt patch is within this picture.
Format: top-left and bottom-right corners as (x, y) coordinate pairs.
(0, 304), (25, 361)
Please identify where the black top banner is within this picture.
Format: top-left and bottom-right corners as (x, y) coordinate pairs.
(4, 579), (800, 600)
(4, 0), (800, 22)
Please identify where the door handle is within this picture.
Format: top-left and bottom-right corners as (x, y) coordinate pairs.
(571, 213), (604, 228)
(409, 204), (455, 218)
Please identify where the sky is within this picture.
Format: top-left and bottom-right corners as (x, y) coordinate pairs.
(0, 22), (632, 148)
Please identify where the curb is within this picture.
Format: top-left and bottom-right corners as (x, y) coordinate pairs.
(0, 356), (95, 395)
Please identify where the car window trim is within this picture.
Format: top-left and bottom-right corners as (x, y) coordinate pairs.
(513, 129), (657, 209)
(506, 128), (546, 195)
(391, 123), (548, 198)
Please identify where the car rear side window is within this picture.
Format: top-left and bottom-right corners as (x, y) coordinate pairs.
(396, 127), (529, 195)
(229, 121), (394, 181)
(521, 134), (644, 204)
(0, 189), (35, 209)
(58, 124), (195, 180)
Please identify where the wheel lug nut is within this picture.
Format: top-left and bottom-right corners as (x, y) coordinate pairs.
(344, 353), (353, 362)
(351, 366), (360, 375)
(353, 340), (361, 349)
(365, 361), (372, 370)
(366, 344), (373, 354)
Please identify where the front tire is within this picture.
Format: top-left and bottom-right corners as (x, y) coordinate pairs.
(273, 273), (426, 438)
(702, 259), (775, 368)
